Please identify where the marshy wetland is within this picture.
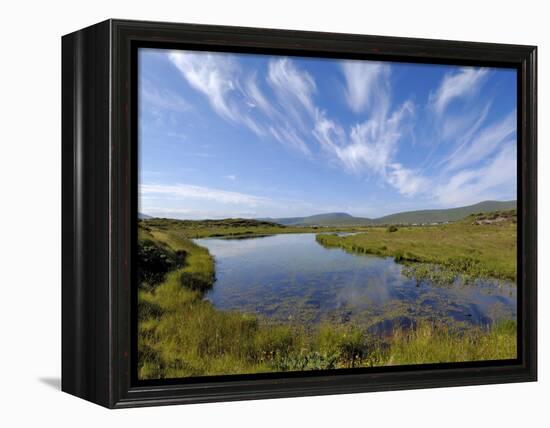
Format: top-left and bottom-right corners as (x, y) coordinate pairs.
(137, 212), (517, 379)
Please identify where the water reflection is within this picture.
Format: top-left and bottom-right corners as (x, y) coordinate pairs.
(196, 234), (516, 329)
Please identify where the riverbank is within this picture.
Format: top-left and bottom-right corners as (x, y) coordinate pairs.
(316, 210), (517, 283)
(138, 217), (517, 379)
(140, 217), (369, 239)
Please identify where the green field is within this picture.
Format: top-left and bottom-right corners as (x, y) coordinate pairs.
(317, 211), (517, 284)
(137, 212), (517, 379)
(140, 217), (369, 239)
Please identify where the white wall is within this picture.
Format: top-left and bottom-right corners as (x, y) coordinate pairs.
(0, 0), (546, 425)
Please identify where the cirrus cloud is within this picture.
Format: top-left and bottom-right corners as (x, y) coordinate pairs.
(429, 67), (489, 115)
(155, 50), (516, 213)
(341, 60), (390, 114)
(140, 183), (268, 206)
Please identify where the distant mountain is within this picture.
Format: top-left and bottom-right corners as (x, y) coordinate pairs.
(262, 200), (516, 226)
(374, 200), (517, 225)
(260, 212), (373, 226)
(138, 212), (153, 219)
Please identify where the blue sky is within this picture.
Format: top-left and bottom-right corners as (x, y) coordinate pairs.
(138, 48), (517, 219)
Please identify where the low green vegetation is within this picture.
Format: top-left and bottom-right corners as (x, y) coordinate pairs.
(373, 200), (516, 225)
(139, 224), (215, 292)
(316, 210), (517, 284)
(384, 319), (516, 365)
(138, 214), (517, 379)
(140, 217), (369, 239)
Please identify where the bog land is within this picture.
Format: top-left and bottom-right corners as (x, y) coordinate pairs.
(137, 209), (517, 379)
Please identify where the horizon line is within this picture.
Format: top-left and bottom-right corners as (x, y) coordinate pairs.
(139, 199), (517, 221)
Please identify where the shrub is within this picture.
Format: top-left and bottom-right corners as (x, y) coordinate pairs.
(138, 298), (163, 321)
(179, 271), (213, 293)
(394, 249), (405, 262)
(387, 225), (398, 233)
(137, 240), (184, 287)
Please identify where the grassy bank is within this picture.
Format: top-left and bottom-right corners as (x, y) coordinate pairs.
(138, 218), (517, 379)
(316, 211), (517, 283)
(141, 217), (369, 239)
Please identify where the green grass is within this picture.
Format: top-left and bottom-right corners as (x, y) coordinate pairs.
(138, 216), (517, 379)
(374, 200), (516, 225)
(140, 224), (215, 292)
(139, 285), (516, 378)
(316, 211), (517, 282)
(140, 217), (370, 239)
(385, 320), (517, 365)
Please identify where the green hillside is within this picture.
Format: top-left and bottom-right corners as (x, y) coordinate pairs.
(264, 200), (516, 226)
(263, 212), (373, 226)
(373, 200), (517, 225)
(261, 212), (372, 226)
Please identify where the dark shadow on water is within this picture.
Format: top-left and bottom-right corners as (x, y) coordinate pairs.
(39, 377), (61, 390)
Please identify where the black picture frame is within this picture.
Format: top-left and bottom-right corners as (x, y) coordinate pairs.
(62, 19), (537, 408)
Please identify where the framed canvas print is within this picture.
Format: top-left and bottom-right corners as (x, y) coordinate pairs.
(62, 19), (537, 408)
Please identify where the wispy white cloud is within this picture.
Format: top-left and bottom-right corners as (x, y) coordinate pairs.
(167, 52), (318, 154)
(269, 125), (311, 155)
(311, 60), (424, 197)
(341, 60), (389, 114)
(267, 58), (317, 117)
(223, 174), (237, 181)
(434, 142), (517, 206)
(313, 100), (422, 196)
(140, 78), (190, 113)
(140, 183), (268, 206)
(158, 51), (515, 212)
(429, 67), (489, 115)
(262, 57), (323, 154)
(168, 51), (239, 121)
(440, 102), (491, 142)
(387, 163), (430, 197)
(167, 51), (266, 137)
(142, 206), (262, 220)
(139, 182), (344, 219)
(443, 110), (516, 172)
(243, 73), (277, 117)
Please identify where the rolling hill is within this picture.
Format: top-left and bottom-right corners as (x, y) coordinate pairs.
(263, 212), (371, 226)
(261, 200), (516, 226)
(374, 200), (516, 225)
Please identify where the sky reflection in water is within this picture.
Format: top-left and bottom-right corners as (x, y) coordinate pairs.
(196, 234), (516, 330)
